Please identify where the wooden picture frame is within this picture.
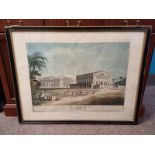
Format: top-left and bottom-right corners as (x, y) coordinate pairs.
(5, 26), (151, 124)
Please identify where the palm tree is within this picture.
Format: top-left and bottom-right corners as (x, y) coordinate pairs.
(28, 52), (47, 104)
(28, 52), (47, 79)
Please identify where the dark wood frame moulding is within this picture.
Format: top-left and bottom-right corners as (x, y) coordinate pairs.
(5, 26), (152, 124)
(1, 19), (155, 118)
(1, 19), (155, 119)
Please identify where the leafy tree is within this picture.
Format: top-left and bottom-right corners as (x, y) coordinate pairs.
(119, 76), (123, 81)
(113, 76), (126, 86)
(28, 52), (47, 79)
(27, 52), (47, 105)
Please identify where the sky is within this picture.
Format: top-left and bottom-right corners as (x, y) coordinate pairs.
(26, 42), (129, 79)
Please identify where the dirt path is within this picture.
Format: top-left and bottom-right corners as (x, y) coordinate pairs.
(40, 89), (124, 105)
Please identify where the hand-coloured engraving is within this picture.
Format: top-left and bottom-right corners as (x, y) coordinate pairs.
(26, 42), (129, 111)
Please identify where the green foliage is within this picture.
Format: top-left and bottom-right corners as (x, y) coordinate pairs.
(113, 76), (126, 86)
(28, 52), (47, 105)
(28, 52), (47, 79)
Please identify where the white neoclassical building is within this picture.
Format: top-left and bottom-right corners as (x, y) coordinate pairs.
(37, 76), (74, 89)
(91, 71), (111, 88)
(70, 71), (111, 89)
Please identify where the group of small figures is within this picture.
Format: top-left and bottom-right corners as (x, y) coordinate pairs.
(66, 89), (95, 96)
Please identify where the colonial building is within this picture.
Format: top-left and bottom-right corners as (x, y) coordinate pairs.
(59, 77), (75, 88)
(70, 71), (111, 89)
(38, 76), (59, 89)
(37, 76), (74, 89)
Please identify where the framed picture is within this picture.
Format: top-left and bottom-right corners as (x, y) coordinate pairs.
(6, 26), (151, 124)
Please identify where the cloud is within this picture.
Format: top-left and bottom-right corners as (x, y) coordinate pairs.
(26, 42), (129, 78)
